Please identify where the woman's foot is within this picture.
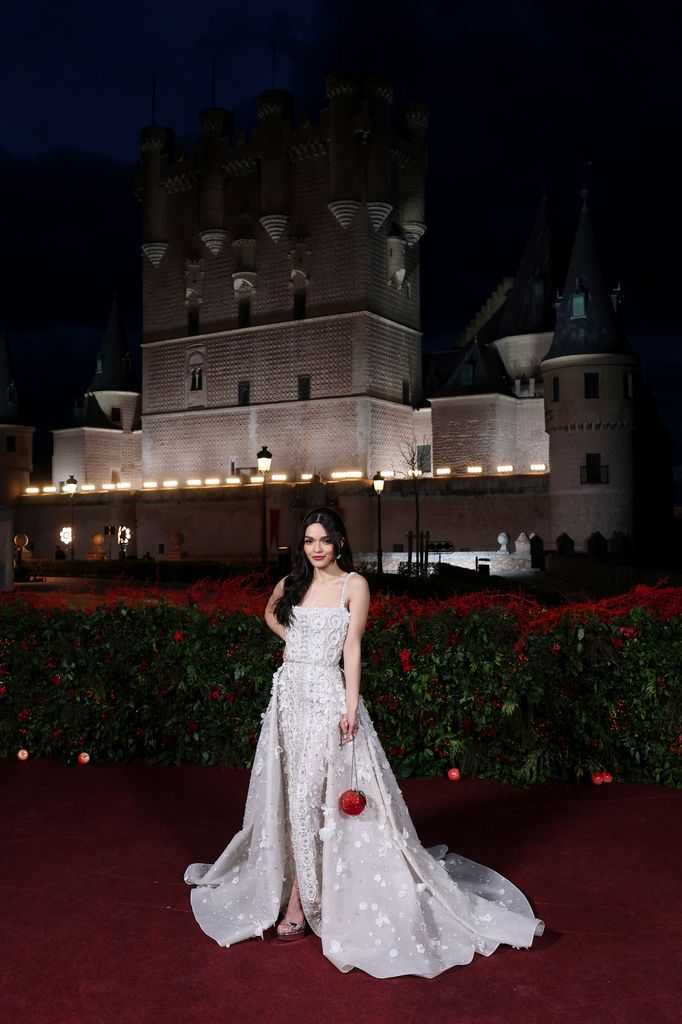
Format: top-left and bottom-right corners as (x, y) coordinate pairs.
(276, 917), (306, 939)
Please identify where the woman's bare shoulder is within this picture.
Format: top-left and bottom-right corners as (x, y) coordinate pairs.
(348, 572), (370, 597)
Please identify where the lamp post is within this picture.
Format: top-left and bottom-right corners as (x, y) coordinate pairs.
(372, 472), (384, 577)
(64, 475), (78, 560)
(257, 445), (272, 567)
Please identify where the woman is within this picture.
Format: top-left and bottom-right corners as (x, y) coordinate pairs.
(185, 507), (543, 978)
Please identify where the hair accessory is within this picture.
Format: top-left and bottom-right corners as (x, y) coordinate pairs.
(338, 736), (366, 816)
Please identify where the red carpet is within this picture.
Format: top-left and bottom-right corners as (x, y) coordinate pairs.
(1, 761), (680, 1024)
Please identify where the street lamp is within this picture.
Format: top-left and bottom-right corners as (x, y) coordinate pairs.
(372, 472), (385, 577)
(64, 475), (78, 560)
(257, 445), (272, 567)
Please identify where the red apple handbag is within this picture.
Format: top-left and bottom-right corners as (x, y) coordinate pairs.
(338, 730), (367, 816)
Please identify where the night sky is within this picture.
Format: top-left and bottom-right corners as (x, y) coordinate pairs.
(1, 0), (680, 496)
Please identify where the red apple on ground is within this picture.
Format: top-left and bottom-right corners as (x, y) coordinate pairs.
(77, 752), (90, 765)
(591, 771), (604, 785)
(17, 748), (29, 761)
(447, 767), (461, 781)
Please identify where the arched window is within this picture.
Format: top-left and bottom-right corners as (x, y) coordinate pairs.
(187, 351), (204, 392)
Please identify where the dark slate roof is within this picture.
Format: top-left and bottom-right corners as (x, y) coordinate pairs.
(0, 330), (20, 424)
(425, 338), (513, 399)
(88, 297), (137, 392)
(496, 192), (566, 340)
(543, 198), (631, 361)
(72, 393), (119, 430)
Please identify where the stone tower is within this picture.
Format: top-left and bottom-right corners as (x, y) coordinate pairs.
(136, 73), (427, 482)
(52, 298), (142, 487)
(0, 330), (34, 504)
(541, 195), (637, 549)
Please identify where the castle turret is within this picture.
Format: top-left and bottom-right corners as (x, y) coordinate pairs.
(364, 74), (393, 231)
(52, 298), (142, 489)
(197, 107), (232, 254)
(541, 194), (637, 549)
(0, 330), (34, 503)
(396, 102), (428, 246)
(326, 72), (362, 228)
(255, 90), (293, 242)
(139, 123), (174, 267)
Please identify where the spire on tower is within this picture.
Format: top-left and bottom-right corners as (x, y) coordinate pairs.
(88, 297), (137, 393)
(543, 196), (630, 360)
(496, 189), (566, 340)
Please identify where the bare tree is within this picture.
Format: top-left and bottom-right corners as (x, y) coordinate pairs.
(396, 436), (431, 575)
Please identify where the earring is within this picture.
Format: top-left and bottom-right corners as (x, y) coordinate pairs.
(336, 552), (342, 561)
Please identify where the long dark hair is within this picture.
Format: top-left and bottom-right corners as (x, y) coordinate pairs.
(275, 507), (354, 626)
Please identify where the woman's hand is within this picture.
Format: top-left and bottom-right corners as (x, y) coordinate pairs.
(339, 711), (358, 744)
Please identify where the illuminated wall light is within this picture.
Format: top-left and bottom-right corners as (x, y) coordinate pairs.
(497, 465), (514, 474)
(204, 478), (221, 486)
(331, 470), (363, 480)
(143, 481), (158, 489)
(81, 484), (96, 492)
(225, 476), (241, 485)
(250, 474), (264, 484)
(380, 470), (394, 478)
(162, 479), (178, 488)
(435, 467), (451, 476)
(300, 473), (313, 481)
(466, 466), (483, 475)
(271, 473), (288, 482)
(530, 463), (547, 472)
(186, 479), (202, 486)
(116, 482), (131, 489)
(25, 487), (40, 494)
(43, 486), (57, 492)
(101, 483), (116, 490)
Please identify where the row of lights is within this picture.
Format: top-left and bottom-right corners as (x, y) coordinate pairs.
(24, 464), (548, 496)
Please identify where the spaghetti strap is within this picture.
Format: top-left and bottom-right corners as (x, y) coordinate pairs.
(339, 571), (355, 609)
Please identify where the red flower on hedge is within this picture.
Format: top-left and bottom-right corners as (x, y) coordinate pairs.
(188, 719), (198, 732)
(225, 693), (236, 702)
(399, 649), (413, 673)
(208, 688), (221, 701)
(173, 630), (184, 643)
(449, 632), (458, 646)
(17, 708), (31, 720)
(420, 643), (434, 656)
(53, 675), (63, 686)
(0, 684), (7, 696)
(550, 642), (561, 655)
(46, 656), (57, 669)
(611, 637), (623, 651)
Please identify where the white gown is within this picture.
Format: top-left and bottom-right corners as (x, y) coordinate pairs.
(184, 572), (544, 978)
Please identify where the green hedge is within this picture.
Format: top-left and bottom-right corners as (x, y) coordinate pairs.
(1, 585), (681, 785)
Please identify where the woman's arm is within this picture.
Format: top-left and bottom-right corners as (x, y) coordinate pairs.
(264, 577), (287, 641)
(340, 574), (370, 743)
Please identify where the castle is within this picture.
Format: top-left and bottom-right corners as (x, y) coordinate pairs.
(4, 72), (651, 561)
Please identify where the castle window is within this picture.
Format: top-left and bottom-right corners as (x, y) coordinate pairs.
(187, 351), (204, 393)
(7, 385), (16, 404)
(238, 381), (250, 406)
(571, 291), (586, 318)
(187, 307), (199, 336)
(238, 298), (251, 328)
(298, 375), (311, 401)
(6, 435), (16, 453)
(416, 444), (432, 474)
(402, 380), (410, 405)
(111, 407), (121, 423)
(623, 372), (633, 399)
(460, 363), (474, 386)
(293, 290), (307, 320)
(584, 372), (599, 399)
(552, 376), (560, 402)
(580, 453), (609, 485)
(96, 354), (104, 374)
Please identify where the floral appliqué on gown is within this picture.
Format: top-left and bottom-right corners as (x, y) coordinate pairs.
(185, 572), (544, 978)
